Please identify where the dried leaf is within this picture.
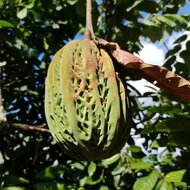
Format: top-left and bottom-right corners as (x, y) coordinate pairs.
(97, 39), (190, 102)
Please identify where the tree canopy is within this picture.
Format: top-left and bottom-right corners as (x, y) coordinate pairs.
(0, 0), (190, 189)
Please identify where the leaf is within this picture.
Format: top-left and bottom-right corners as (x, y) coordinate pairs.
(126, 0), (143, 12)
(143, 20), (158, 27)
(35, 165), (65, 180)
(168, 133), (190, 147)
(17, 8), (27, 19)
(80, 176), (102, 186)
(151, 137), (168, 148)
(164, 169), (187, 187)
(111, 159), (125, 175)
(154, 117), (190, 134)
(157, 15), (176, 27)
(131, 161), (153, 171)
(87, 162), (96, 177)
(26, 0), (36, 9)
(128, 145), (142, 153)
(136, 0), (159, 13)
(0, 20), (14, 28)
(67, 0), (78, 5)
(99, 186), (109, 190)
(97, 39), (190, 102)
(133, 169), (161, 190)
(70, 162), (85, 171)
(3, 187), (26, 190)
(34, 182), (66, 190)
(165, 14), (188, 25)
(99, 154), (120, 167)
(155, 179), (174, 190)
(0, 61), (6, 67)
(3, 175), (29, 186)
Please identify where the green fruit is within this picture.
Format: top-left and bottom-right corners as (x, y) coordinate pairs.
(45, 39), (131, 161)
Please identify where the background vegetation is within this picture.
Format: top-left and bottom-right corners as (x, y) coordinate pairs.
(0, 0), (190, 189)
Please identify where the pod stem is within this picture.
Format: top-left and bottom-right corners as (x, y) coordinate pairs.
(84, 0), (95, 40)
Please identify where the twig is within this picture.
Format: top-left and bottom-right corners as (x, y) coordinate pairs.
(0, 122), (50, 134)
(0, 67), (7, 123)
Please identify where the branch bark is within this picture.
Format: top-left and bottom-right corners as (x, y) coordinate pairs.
(0, 67), (7, 123)
(0, 122), (50, 134)
(97, 38), (190, 102)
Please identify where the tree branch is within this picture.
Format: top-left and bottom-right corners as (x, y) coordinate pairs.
(0, 122), (50, 134)
(96, 38), (190, 102)
(0, 66), (7, 123)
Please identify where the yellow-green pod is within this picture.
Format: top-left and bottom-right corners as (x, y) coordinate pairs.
(45, 39), (131, 161)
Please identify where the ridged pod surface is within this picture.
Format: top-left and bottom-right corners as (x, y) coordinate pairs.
(45, 39), (131, 161)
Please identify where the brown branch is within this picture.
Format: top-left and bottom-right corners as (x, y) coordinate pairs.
(97, 38), (190, 102)
(0, 122), (50, 134)
(84, 0), (95, 40)
(0, 67), (7, 123)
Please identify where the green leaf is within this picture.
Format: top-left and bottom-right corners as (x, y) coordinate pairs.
(0, 61), (6, 67)
(136, 0), (159, 13)
(151, 136), (168, 148)
(34, 182), (66, 190)
(157, 15), (176, 27)
(87, 161), (96, 177)
(155, 179), (174, 190)
(67, 0), (78, 5)
(126, 0), (143, 12)
(168, 133), (190, 148)
(143, 19), (158, 27)
(26, 0), (36, 9)
(153, 117), (190, 134)
(111, 159), (125, 175)
(80, 176), (102, 186)
(164, 169), (187, 188)
(128, 145), (142, 153)
(131, 161), (153, 171)
(17, 8), (27, 19)
(133, 169), (161, 190)
(35, 165), (65, 180)
(3, 175), (29, 186)
(99, 154), (120, 167)
(0, 20), (14, 28)
(70, 162), (85, 170)
(3, 187), (26, 190)
(99, 186), (109, 190)
(166, 14), (188, 25)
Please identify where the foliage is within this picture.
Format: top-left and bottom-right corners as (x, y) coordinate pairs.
(0, 0), (190, 189)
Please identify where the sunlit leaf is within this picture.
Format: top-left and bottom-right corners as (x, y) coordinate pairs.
(131, 161), (153, 171)
(88, 161), (96, 177)
(67, 0), (78, 5)
(126, 0), (143, 12)
(0, 20), (14, 28)
(0, 61), (6, 67)
(3, 187), (26, 190)
(164, 169), (187, 188)
(133, 170), (161, 190)
(155, 179), (174, 190)
(71, 162), (85, 170)
(17, 8), (27, 19)
(99, 154), (120, 167)
(99, 186), (109, 190)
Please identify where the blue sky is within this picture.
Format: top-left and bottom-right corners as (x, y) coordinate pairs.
(179, 1), (190, 14)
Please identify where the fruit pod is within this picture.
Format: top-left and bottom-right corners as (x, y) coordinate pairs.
(45, 39), (131, 161)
